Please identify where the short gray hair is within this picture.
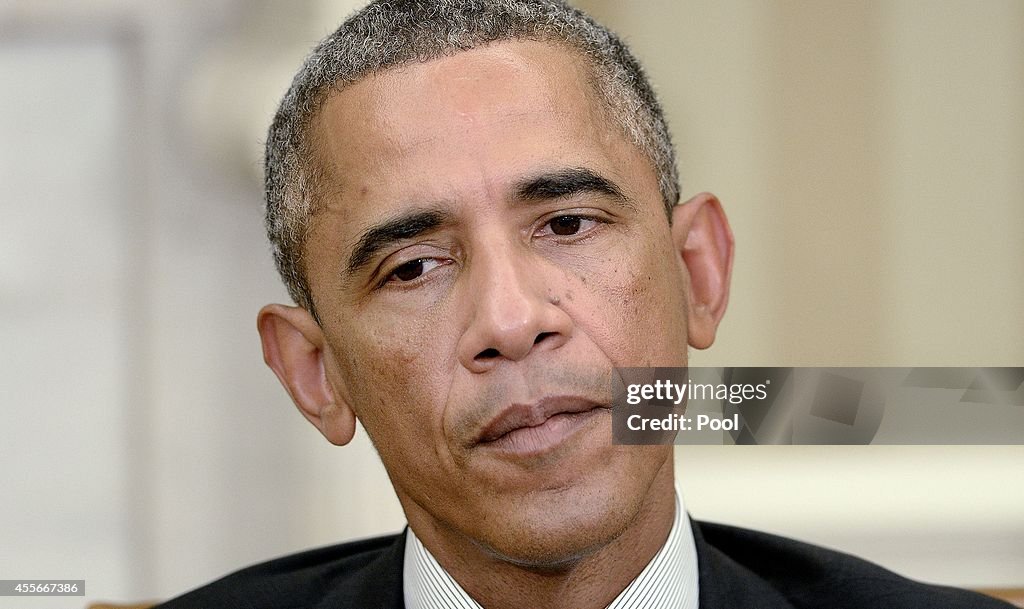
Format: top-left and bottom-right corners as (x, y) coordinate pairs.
(264, 0), (679, 315)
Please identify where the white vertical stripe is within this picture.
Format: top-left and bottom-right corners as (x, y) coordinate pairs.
(403, 486), (699, 609)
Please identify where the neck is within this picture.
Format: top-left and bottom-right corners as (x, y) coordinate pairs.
(405, 458), (676, 609)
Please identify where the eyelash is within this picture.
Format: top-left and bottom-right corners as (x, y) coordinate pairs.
(375, 214), (607, 289)
(535, 214), (604, 239)
(376, 258), (449, 290)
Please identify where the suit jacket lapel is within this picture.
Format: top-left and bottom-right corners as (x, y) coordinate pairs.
(693, 519), (795, 609)
(318, 529), (407, 609)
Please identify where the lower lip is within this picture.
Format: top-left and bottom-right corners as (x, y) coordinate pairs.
(480, 409), (606, 457)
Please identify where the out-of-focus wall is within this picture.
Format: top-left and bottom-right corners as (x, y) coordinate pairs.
(0, 0), (1020, 605)
(1, 2), (405, 605)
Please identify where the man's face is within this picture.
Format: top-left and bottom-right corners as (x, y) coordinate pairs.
(303, 40), (693, 564)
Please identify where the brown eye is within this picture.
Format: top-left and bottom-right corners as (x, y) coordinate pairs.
(393, 259), (426, 282)
(549, 216), (582, 236)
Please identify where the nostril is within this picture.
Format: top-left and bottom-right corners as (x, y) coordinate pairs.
(534, 332), (555, 345)
(477, 348), (500, 360)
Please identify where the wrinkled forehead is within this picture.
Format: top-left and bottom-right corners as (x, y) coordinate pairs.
(305, 39), (617, 195)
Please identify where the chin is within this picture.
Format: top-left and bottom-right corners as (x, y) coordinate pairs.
(473, 464), (653, 569)
(484, 514), (630, 571)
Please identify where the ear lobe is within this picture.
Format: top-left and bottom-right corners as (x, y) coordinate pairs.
(257, 304), (357, 446)
(671, 192), (735, 350)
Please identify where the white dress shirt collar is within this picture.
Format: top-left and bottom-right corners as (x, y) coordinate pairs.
(403, 486), (699, 609)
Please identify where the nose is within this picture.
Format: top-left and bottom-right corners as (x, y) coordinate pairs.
(457, 244), (573, 373)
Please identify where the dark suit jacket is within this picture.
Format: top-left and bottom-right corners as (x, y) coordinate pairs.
(156, 520), (1013, 608)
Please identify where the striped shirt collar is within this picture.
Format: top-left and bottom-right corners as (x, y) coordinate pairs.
(403, 487), (699, 609)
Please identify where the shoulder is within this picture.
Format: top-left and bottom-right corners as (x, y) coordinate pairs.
(154, 532), (406, 609)
(693, 520), (1014, 609)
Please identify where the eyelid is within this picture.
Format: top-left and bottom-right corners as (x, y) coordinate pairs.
(366, 240), (450, 286)
(534, 211), (608, 238)
(540, 205), (613, 223)
(375, 255), (452, 290)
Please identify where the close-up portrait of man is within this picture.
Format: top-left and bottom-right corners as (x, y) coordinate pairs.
(146, 1), (1015, 607)
(1, 0), (1020, 608)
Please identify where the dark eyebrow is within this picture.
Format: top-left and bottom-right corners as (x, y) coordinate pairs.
(514, 167), (637, 212)
(345, 209), (451, 275)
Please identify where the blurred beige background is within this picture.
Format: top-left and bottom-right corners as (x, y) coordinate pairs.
(0, 0), (1021, 605)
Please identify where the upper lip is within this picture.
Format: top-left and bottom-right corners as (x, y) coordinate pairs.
(475, 396), (607, 445)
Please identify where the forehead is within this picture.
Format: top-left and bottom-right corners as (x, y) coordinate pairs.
(354, 38), (604, 124)
(314, 40), (625, 183)
(317, 39), (606, 137)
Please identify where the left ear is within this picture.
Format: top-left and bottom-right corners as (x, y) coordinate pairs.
(671, 192), (734, 349)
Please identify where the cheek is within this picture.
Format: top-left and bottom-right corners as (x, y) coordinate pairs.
(575, 233), (689, 367)
(344, 302), (449, 383)
(326, 308), (457, 454)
